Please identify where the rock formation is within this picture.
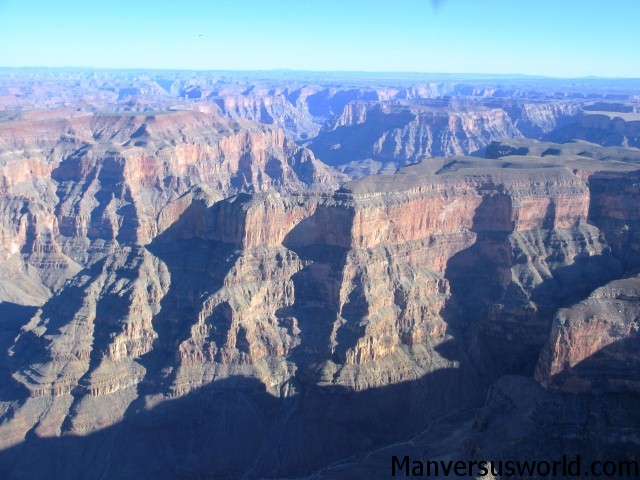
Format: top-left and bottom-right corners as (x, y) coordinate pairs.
(0, 108), (344, 308)
(548, 111), (640, 148)
(0, 70), (640, 479)
(536, 275), (640, 393)
(306, 101), (581, 175)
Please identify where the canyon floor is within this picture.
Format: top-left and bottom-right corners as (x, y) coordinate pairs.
(0, 70), (639, 479)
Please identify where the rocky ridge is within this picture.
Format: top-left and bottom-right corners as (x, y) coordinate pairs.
(0, 109), (344, 307)
(1, 136), (640, 477)
(306, 101), (581, 175)
(1, 70), (640, 478)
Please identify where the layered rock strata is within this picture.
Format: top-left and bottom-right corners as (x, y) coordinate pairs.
(0, 110), (343, 305)
(5, 146), (640, 450)
(307, 102), (581, 175)
(536, 275), (640, 393)
(1, 131), (640, 477)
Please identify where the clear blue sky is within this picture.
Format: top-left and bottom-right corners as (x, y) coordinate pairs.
(1, 0), (639, 77)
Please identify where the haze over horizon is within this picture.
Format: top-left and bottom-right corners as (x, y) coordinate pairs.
(1, 1), (640, 477)
(1, 0), (639, 78)
(3, 66), (640, 81)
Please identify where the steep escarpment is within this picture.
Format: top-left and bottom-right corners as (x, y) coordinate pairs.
(347, 157), (626, 376)
(3, 141), (640, 478)
(0, 110), (344, 306)
(214, 93), (321, 140)
(308, 104), (520, 173)
(486, 139), (640, 267)
(0, 187), (484, 476)
(548, 111), (640, 147)
(502, 101), (580, 137)
(587, 170), (640, 268)
(535, 275), (640, 393)
(306, 101), (582, 176)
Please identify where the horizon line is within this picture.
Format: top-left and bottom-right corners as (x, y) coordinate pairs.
(1, 66), (640, 81)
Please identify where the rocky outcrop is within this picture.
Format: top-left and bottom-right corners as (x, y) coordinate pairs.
(307, 102), (583, 176)
(548, 112), (640, 147)
(535, 275), (640, 393)
(6, 144), (640, 455)
(0, 110), (344, 306)
(2, 69), (640, 479)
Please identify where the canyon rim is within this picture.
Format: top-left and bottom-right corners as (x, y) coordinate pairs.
(1, 1), (640, 478)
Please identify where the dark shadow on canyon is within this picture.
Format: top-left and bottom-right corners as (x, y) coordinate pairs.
(0, 197), (486, 479)
(0, 302), (38, 402)
(132, 199), (241, 400)
(307, 106), (416, 167)
(0, 371), (482, 479)
(444, 192), (627, 380)
(280, 204), (353, 371)
(7, 260), (109, 408)
(550, 334), (640, 394)
(2, 187), (636, 478)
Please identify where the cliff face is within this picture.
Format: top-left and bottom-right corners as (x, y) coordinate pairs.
(307, 102), (581, 176)
(0, 110), (344, 306)
(3, 141), (640, 478)
(535, 275), (640, 393)
(548, 112), (640, 147)
(587, 170), (640, 268)
(506, 101), (580, 137)
(1, 69), (640, 478)
(213, 94), (322, 140)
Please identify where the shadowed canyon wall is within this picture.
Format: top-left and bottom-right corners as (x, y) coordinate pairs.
(1, 71), (640, 478)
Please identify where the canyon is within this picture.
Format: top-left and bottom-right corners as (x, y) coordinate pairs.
(0, 70), (639, 479)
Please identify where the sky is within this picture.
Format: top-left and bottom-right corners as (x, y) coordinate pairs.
(1, 0), (639, 77)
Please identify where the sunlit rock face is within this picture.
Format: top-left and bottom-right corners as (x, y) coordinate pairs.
(306, 101), (581, 175)
(0, 109), (345, 307)
(4, 138), (640, 477)
(1, 71), (640, 478)
(536, 274), (640, 394)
